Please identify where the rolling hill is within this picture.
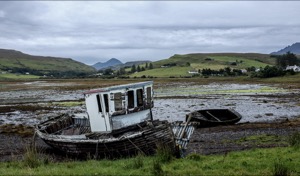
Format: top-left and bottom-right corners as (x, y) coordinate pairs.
(132, 53), (276, 77)
(0, 49), (96, 74)
(0, 49), (281, 78)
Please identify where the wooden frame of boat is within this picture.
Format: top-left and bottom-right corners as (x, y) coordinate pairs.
(36, 114), (176, 158)
(35, 81), (177, 159)
(186, 109), (242, 127)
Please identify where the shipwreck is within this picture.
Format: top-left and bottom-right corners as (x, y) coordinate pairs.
(35, 81), (192, 159)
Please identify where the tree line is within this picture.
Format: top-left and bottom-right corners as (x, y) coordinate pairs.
(252, 52), (299, 78)
(200, 67), (244, 76)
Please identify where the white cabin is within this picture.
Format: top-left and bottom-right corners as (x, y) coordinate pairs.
(84, 81), (154, 133)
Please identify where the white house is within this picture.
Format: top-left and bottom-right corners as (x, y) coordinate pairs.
(240, 69), (247, 73)
(286, 65), (300, 72)
(188, 70), (199, 74)
(160, 65), (169, 68)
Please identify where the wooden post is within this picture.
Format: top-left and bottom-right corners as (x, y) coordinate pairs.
(179, 114), (192, 139)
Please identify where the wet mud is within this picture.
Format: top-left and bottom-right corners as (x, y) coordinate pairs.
(186, 119), (300, 155)
(153, 83), (300, 123)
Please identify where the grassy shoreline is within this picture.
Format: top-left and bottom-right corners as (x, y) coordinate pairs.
(1, 147), (299, 175)
(1, 73), (300, 91)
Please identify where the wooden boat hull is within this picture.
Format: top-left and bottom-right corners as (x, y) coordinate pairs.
(186, 109), (242, 127)
(36, 114), (176, 159)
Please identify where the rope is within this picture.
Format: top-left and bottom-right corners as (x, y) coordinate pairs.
(94, 139), (99, 159)
(32, 131), (37, 149)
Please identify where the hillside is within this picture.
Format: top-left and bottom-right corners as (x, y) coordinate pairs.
(132, 53), (275, 77)
(0, 49), (96, 74)
(271, 42), (300, 55)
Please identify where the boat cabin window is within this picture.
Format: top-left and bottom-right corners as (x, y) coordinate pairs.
(136, 89), (143, 107)
(127, 90), (134, 109)
(146, 87), (152, 104)
(103, 94), (109, 113)
(114, 92), (123, 111)
(96, 94), (102, 112)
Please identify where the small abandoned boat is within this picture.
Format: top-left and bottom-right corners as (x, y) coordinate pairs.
(186, 109), (242, 127)
(36, 81), (176, 159)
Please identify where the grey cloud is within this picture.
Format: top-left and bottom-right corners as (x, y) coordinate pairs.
(0, 1), (299, 64)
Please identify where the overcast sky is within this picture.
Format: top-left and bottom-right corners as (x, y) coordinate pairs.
(0, 1), (299, 65)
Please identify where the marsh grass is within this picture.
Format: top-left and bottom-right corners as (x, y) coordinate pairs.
(288, 132), (300, 148)
(23, 144), (41, 168)
(273, 159), (290, 176)
(150, 143), (175, 175)
(51, 101), (84, 107)
(1, 147), (300, 175)
(0, 124), (34, 137)
(155, 143), (174, 163)
(123, 152), (144, 169)
(132, 153), (144, 169)
(23, 144), (51, 169)
(236, 134), (286, 146)
(151, 159), (164, 176)
(186, 153), (202, 161)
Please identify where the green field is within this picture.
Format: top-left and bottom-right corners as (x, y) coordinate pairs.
(0, 57), (95, 72)
(131, 53), (275, 78)
(0, 73), (40, 79)
(191, 56), (270, 70)
(1, 147), (300, 175)
(132, 66), (192, 77)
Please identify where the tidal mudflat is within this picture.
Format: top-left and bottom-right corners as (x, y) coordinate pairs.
(0, 81), (300, 126)
(0, 80), (300, 161)
(153, 82), (300, 123)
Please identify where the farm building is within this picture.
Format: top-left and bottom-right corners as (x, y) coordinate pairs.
(286, 65), (300, 72)
(188, 70), (199, 74)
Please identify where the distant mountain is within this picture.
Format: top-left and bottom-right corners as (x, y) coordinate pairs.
(92, 58), (123, 70)
(271, 42), (300, 55)
(92, 59), (151, 70)
(0, 49), (96, 73)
